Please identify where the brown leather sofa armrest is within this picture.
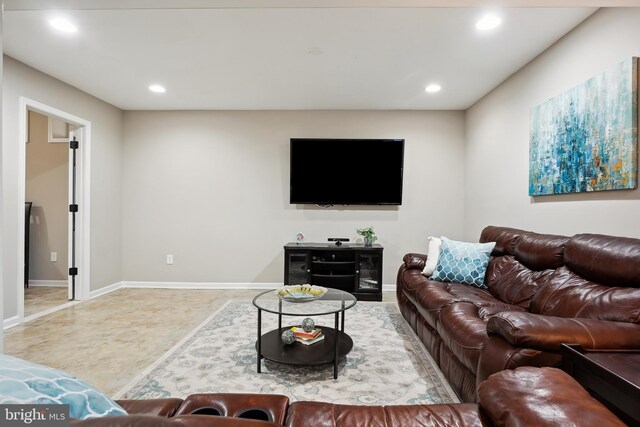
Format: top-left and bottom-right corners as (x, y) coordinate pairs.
(487, 311), (640, 351)
(478, 367), (626, 427)
(175, 393), (289, 425)
(403, 253), (427, 270)
(115, 398), (184, 417)
(71, 415), (283, 426)
(286, 401), (485, 427)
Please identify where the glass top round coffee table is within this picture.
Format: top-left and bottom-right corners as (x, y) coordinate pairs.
(252, 288), (357, 379)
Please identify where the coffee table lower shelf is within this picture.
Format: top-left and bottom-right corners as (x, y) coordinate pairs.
(256, 326), (353, 379)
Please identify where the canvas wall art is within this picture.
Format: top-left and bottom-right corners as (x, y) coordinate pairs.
(529, 57), (638, 196)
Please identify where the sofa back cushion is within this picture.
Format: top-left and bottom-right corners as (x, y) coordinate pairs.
(513, 232), (568, 271)
(529, 266), (640, 323)
(565, 233), (640, 288)
(485, 256), (554, 309)
(479, 226), (529, 256)
(481, 229), (567, 309)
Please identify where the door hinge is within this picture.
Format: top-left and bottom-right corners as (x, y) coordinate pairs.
(70, 140), (79, 149)
(69, 204), (78, 213)
(69, 267), (78, 276)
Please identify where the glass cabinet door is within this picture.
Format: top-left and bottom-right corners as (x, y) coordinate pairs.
(355, 252), (382, 292)
(285, 251), (311, 285)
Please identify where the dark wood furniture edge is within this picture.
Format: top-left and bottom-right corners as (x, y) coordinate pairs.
(561, 343), (640, 427)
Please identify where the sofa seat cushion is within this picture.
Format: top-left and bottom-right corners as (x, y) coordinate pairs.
(410, 280), (522, 329)
(436, 303), (493, 375)
(399, 268), (448, 309)
(411, 281), (463, 328)
(447, 283), (501, 304)
(530, 266), (640, 323)
(448, 283), (526, 316)
(285, 401), (483, 427)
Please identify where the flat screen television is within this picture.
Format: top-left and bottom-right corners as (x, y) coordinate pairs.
(290, 138), (405, 205)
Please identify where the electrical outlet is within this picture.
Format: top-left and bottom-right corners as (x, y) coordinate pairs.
(51, 252), (57, 262)
(166, 254), (174, 265)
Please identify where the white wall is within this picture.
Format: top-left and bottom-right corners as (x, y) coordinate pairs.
(122, 110), (465, 286)
(3, 57), (124, 321)
(465, 8), (640, 241)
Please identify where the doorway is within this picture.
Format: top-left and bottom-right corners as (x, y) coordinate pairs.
(24, 111), (71, 317)
(17, 97), (91, 322)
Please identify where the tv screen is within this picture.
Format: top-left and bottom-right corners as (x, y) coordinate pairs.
(290, 138), (405, 205)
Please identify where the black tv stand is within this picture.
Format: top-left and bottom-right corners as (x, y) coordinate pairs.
(284, 243), (383, 301)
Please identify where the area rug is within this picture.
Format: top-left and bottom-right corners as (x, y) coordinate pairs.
(115, 300), (459, 405)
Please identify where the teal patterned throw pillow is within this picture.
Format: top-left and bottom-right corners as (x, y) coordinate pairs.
(429, 237), (496, 288)
(0, 354), (127, 419)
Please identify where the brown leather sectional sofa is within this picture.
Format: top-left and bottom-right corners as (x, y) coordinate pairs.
(69, 225), (639, 425)
(396, 225), (640, 402)
(71, 367), (625, 426)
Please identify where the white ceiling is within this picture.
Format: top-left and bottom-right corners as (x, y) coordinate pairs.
(3, 2), (600, 110)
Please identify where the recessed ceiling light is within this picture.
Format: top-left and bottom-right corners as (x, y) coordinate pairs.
(49, 17), (78, 33)
(149, 84), (166, 93)
(425, 84), (442, 94)
(476, 14), (502, 31)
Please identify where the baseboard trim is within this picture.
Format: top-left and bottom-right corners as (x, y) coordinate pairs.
(3, 316), (20, 330)
(23, 301), (79, 324)
(4, 281), (122, 329)
(382, 284), (395, 292)
(89, 282), (124, 299)
(122, 281), (281, 290)
(28, 280), (68, 287)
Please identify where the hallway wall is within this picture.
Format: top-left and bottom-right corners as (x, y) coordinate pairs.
(3, 56), (124, 321)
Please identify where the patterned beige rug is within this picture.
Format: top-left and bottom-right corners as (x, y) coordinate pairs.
(115, 300), (459, 405)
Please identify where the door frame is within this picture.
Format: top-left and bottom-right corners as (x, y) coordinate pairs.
(17, 97), (92, 321)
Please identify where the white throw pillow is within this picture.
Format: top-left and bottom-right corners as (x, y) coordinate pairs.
(422, 236), (442, 277)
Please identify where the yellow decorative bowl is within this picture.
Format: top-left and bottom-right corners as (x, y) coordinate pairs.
(277, 285), (327, 302)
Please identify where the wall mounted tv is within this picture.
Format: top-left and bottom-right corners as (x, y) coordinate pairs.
(290, 138), (405, 205)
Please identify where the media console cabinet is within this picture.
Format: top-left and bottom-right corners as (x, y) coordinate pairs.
(284, 243), (383, 301)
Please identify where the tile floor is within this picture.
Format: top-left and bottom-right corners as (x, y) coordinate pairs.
(5, 288), (397, 397)
(24, 286), (70, 317)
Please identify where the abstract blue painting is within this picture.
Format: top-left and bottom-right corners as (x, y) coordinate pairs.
(529, 57), (638, 196)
